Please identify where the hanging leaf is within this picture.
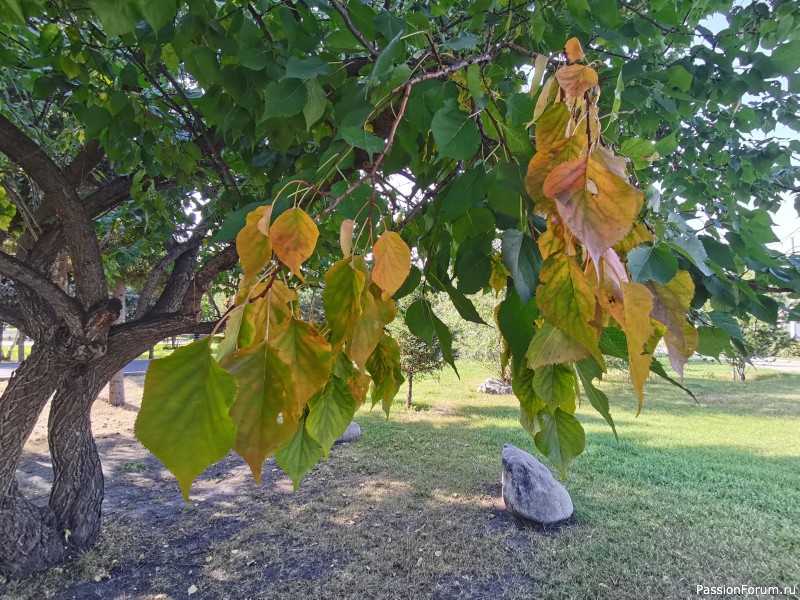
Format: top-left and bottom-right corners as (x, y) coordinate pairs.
(536, 253), (603, 366)
(340, 219), (356, 256)
(272, 317), (332, 408)
(372, 231), (411, 299)
(323, 257), (367, 349)
(349, 283), (396, 371)
(135, 339), (238, 500)
(236, 205), (273, 282)
(555, 64), (598, 98)
(224, 342), (299, 483)
(526, 322), (590, 370)
(269, 207), (319, 282)
(627, 243), (679, 285)
(525, 136), (585, 212)
(275, 411), (324, 491)
(366, 333), (404, 417)
(564, 37), (585, 62)
(431, 103), (481, 160)
(535, 102), (570, 150)
(306, 372), (359, 456)
(620, 281), (655, 410)
(543, 155), (641, 266)
(535, 407), (585, 478)
(574, 359), (617, 439)
(532, 364), (576, 413)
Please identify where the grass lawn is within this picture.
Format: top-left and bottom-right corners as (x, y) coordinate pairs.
(5, 360), (800, 599)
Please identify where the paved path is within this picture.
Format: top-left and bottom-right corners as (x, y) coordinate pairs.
(751, 359), (800, 373)
(0, 359), (151, 380)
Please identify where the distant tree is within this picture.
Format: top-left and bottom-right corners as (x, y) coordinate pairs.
(393, 323), (446, 409)
(730, 319), (796, 380)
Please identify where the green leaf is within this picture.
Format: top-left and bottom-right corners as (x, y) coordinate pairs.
(88, 0), (141, 37)
(512, 363), (544, 437)
(497, 288), (538, 365)
(275, 411), (324, 491)
(627, 244), (679, 285)
(1, 0), (25, 25)
(303, 79), (328, 128)
(708, 310), (745, 342)
(772, 41), (800, 73)
(532, 364), (576, 413)
(341, 126), (385, 159)
(534, 407), (585, 478)
(444, 282), (487, 325)
(431, 103), (481, 160)
(575, 359), (617, 439)
(526, 322), (589, 370)
(135, 339), (237, 500)
(323, 258), (367, 348)
(135, 0), (177, 31)
(620, 137), (657, 161)
(405, 298), (435, 345)
(501, 230), (542, 304)
(224, 342), (300, 482)
(285, 56), (330, 80)
(367, 333), (404, 417)
(696, 326), (731, 358)
(366, 32), (405, 89)
(263, 79), (308, 120)
(306, 372), (359, 456)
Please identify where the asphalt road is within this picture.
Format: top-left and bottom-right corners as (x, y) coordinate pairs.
(0, 359), (151, 380)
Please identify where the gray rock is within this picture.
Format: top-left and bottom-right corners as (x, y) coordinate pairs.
(477, 378), (513, 395)
(335, 422), (361, 444)
(501, 444), (573, 525)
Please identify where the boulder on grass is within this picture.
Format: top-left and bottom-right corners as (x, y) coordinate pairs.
(477, 378), (513, 395)
(501, 444), (573, 525)
(335, 422), (361, 444)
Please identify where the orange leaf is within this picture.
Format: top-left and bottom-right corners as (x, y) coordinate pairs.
(648, 271), (695, 376)
(564, 37), (585, 63)
(270, 207), (319, 282)
(555, 64), (598, 98)
(525, 135), (586, 214)
(372, 231), (411, 299)
(348, 283), (396, 371)
(543, 155), (641, 267)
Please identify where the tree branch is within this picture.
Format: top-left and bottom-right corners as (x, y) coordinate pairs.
(328, 0), (379, 59)
(65, 141), (105, 187)
(0, 251), (84, 334)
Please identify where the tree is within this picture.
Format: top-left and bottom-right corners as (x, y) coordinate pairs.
(1, 0), (799, 579)
(390, 303), (447, 409)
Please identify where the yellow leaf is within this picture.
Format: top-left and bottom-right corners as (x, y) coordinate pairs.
(621, 282), (654, 411)
(257, 204), (273, 236)
(535, 102), (570, 151)
(489, 253), (510, 294)
(372, 231), (411, 299)
(323, 257), (367, 349)
(270, 207), (319, 282)
(555, 64), (598, 98)
(615, 221), (654, 255)
(530, 76), (557, 125)
(543, 155), (641, 266)
(236, 206), (272, 281)
(525, 135), (586, 214)
(529, 53), (549, 98)
(537, 225), (566, 259)
(348, 283), (396, 371)
(536, 253), (603, 366)
(648, 271), (695, 376)
(340, 219), (356, 256)
(272, 317), (332, 409)
(665, 322), (698, 376)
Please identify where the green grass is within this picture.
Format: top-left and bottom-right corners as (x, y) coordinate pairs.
(352, 360), (800, 598)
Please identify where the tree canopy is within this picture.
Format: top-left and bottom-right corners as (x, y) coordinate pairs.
(1, 0), (799, 578)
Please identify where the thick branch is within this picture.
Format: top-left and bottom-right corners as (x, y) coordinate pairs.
(0, 115), (65, 198)
(65, 141), (105, 187)
(0, 251), (83, 334)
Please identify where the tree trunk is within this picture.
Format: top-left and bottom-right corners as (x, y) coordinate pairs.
(107, 281), (126, 407)
(148, 346), (155, 360)
(48, 364), (114, 550)
(0, 348), (70, 578)
(406, 371), (413, 409)
(16, 332), (25, 362)
(0, 321), (4, 360)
